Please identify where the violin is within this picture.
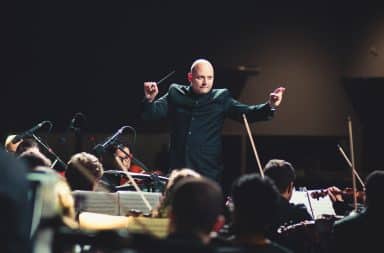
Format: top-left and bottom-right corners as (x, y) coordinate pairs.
(276, 215), (340, 246)
(310, 187), (366, 204)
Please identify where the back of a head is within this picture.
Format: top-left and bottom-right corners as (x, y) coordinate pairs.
(166, 168), (201, 196)
(19, 149), (52, 170)
(66, 152), (104, 191)
(231, 173), (280, 235)
(365, 170), (384, 211)
(151, 168), (201, 218)
(15, 138), (39, 156)
(171, 177), (223, 234)
(263, 159), (296, 193)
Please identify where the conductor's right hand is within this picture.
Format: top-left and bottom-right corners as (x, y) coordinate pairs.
(144, 82), (158, 103)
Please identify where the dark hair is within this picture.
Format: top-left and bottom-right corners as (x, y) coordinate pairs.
(18, 150), (51, 170)
(66, 152), (104, 191)
(231, 173), (280, 235)
(101, 143), (132, 171)
(15, 138), (39, 155)
(263, 159), (296, 193)
(365, 170), (384, 210)
(171, 177), (223, 234)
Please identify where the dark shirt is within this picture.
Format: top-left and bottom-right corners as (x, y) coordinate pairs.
(142, 84), (274, 180)
(330, 208), (384, 253)
(164, 232), (212, 253)
(267, 196), (313, 253)
(212, 238), (293, 253)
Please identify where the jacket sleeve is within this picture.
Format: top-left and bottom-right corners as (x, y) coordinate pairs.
(225, 96), (275, 123)
(141, 92), (169, 120)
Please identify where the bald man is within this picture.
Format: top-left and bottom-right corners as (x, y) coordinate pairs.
(142, 59), (285, 181)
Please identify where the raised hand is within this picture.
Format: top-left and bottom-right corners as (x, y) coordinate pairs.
(269, 86), (286, 108)
(144, 82), (159, 102)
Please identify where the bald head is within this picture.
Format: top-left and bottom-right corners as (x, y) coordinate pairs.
(190, 59), (214, 73)
(189, 59), (214, 95)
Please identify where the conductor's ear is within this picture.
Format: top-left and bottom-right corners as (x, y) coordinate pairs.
(187, 72), (192, 82)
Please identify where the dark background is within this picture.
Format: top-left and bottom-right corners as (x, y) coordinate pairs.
(3, 1), (384, 191)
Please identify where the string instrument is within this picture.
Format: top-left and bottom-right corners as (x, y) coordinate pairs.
(310, 187), (366, 204)
(102, 171), (168, 193)
(276, 215), (340, 247)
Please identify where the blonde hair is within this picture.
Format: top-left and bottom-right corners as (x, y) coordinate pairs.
(152, 168), (201, 218)
(4, 134), (19, 152)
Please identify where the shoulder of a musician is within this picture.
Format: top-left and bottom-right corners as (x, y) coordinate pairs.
(212, 88), (230, 100)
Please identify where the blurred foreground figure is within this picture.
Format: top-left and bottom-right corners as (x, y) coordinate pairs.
(0, 149), (31, 253)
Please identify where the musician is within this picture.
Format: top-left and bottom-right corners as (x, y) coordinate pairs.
(18, 148), (52, 170)
(65, 152), (105, 191)
(151, 168), (201, 218)
(0, 149), (31, 253)
(330, 170), (384, 253)
(142, 58), (285, 182)
(167, 177), (225, 246)
(15, 138), (39, 155)
(324, 185), (355, 216)
(263, 159), (312, 253)
(229, 173), (293, 252)
(109, 143), (145, 173)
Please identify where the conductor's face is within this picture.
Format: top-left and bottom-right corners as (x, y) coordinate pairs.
(190, 62), (214, 95)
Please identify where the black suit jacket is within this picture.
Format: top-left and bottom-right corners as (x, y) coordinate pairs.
(142, 84), (274, 180)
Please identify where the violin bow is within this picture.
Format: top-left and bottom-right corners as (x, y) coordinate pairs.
(337, 144), (365, 190)
(242, 114), (264, 178)
(347, 116), (358, 211)
(116, 145), (153, 212)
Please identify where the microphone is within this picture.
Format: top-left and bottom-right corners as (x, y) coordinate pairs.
(93, 126), (127, 156)
(60, 112), (86, 144)
(69, 112), (86, 131)
(12, 121), (52, 144)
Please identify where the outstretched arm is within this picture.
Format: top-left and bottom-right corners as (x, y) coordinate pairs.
(226, 87), (286, 122)
(141, 82), (169, 120)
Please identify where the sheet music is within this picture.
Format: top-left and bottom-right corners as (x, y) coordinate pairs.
(290, 189), (336, 219)
(72, 191), (120, 215)
(118, 191), (162, 215)
(307, 189), (336, 219)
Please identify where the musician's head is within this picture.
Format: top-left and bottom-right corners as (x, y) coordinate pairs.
(169, 177), (224, 244)
(19, 149), (52, 170)
(165, 168), (201, 196)
(15, 138), (39, 156)
(66, 152), (104, 191)
(188, 59), (214, 95)
(263, 159), (296, 200)
(231, 173), (280, 236)
(152, 168), (201, 218)
(113, 144), (132, 172)
(365, 170), (384, 211)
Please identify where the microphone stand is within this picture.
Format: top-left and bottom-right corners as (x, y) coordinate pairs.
(32, 134), (67, 171)
(73, 126), (83, 154)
